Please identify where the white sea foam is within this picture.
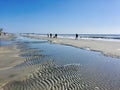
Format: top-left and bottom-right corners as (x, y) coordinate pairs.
(81, 37), (120, 42)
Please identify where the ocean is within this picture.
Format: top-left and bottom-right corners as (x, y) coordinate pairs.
(25, 33), (120, 42)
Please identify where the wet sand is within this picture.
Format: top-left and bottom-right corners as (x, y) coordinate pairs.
(0, 35), (24, 89)
(0, 45), (24, 70)
(0, 34), (23, 70)
(0, 35), (97, 90)
(0, 34), (14, 41)
(23, 35), (120, 58)
(0, 45), (25, 88)
(1, 35), (120, 90)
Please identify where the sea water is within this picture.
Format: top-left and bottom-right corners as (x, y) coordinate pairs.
(30, 33), (120, 42)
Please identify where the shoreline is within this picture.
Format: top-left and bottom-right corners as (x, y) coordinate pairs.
(22, 35), (120, 59)
(0, 34), (15, 41)
(0, 34), (120, 89)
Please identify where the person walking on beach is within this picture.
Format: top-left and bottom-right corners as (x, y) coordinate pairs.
(50, 33), (52, 38)
(53, 34), (57, 38)
(75, 33), (78, 39)
(55, 34), (57, 38)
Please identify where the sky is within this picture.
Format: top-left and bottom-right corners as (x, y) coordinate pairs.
(0, 0), (120, 34)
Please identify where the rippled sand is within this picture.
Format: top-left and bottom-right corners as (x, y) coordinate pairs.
(1, 40), (120, 90)
(0, 42), (99, 90)
(0, 45), (25, 86)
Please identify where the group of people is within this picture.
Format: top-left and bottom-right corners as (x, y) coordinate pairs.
(47, 33), (79, 39)
(0, 32), (6, 36)
(47, 33), (57, 38)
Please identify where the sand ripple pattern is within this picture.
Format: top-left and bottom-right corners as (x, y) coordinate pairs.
(15, 43), (46, 68)
(2, 42), (101, 90)
(3, 63), (95, 90)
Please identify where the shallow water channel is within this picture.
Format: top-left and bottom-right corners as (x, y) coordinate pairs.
(3, 36), (120, 90)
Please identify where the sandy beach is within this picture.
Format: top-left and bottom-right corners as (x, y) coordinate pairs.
(0, 45), (24, 70)
(0, 34), (23, 70)
(0, 34), (14, 41)
(24, 35), (120, 58)
(0, 34), (25, 89)
(0, 45), (25, 89)
(1, 0), (120, 89)
(1, 34), (120, 90)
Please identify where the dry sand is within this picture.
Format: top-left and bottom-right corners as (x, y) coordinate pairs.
(24, 35), (120, 58)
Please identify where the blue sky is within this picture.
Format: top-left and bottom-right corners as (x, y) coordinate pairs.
(0, 0), (120, 34)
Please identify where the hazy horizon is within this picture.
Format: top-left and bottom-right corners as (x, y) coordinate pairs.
(0, 0), (120, 34)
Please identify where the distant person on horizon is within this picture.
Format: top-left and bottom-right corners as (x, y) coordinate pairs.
(55, 34), (57, 38)
(50, 33), (52, 38)
(53, 34), (57, 38)
(4, 32), (6, 36)
(75, 33), (78, 39)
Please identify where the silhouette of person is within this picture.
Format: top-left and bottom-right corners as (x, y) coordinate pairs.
(50, 33), (52, 38)
(75, 33), (78, 39)
(55, 34), (57, 38)
(4, 32), (6, 36)
(53, 34), (57, 38)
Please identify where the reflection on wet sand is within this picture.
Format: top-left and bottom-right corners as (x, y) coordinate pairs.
(1, 38), (120, 90)
(1, 42), (98, 90)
